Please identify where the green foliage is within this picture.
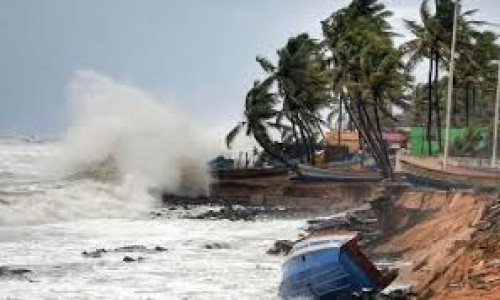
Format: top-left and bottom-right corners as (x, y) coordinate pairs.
(321, 0), (407, 178)
(449, 128), (486, 157)
(227, 34), (330, 168)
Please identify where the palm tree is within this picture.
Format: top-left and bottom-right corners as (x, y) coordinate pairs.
(226, 80), (297, 171)
(404, 0), (483, 154)
(322, 0), (406, 179)
(256, 33), (331, 165)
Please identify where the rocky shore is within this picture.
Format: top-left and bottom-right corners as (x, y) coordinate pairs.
(157, 194), (318, 221)
(157, 187), (500, 299)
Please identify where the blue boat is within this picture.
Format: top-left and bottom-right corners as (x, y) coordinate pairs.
(279, 233), (397, 299)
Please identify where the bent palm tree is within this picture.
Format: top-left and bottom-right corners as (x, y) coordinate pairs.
(256, 33), (331, 165)
(226, 80), (297, 172)
(322, 0), (406, 179)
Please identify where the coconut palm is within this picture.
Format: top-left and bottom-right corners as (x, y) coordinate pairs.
(226, 80), (297, 171)
(322, 0), (406, 179)
(404, 0), (484, 153)
(256, 33), (331, 165)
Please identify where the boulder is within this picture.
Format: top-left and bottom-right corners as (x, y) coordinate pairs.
(82, 248), (107, 258)
(204, 242), (231, 250)
(267, 240), (294, 255)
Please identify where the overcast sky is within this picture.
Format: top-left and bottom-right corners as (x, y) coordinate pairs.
(0, 0), (499, 137)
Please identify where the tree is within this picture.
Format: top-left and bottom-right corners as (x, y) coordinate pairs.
(404, 0), (481, 154)
(226, 80), (297, 171)
(256, 33), (331, 165)
(226, 34), (330, 170)
(322, 0), (408, 179)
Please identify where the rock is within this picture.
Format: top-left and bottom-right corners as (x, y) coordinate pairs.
(83, 245), (167, 259)
(191, 206), (257, 221)
(122, 256), (135, 262)
(82, 248), (107, 258)
(267, 240), (294, 255)
(0, 266), (32, 279)
(154, 246), (168, 252)
(204, 242), (230, 250)
(114, 245), (148, 252)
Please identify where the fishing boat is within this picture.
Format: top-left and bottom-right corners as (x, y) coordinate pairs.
(297, 164), (382, 182)
(322, 155), (362, 170)
(398, 155), (500, 189)
(279, 232), (397, 299)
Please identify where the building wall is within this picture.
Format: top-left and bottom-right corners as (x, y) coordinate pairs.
(409, 127), (485, 156)
(324, 131), (360, 153)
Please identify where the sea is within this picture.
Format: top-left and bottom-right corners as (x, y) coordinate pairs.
(0, 138), (304, 299)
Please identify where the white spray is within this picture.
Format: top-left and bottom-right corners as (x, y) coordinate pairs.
(58, 70), (215, 196)
(0, 70), (220, 225)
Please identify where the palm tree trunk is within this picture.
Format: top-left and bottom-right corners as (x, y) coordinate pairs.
(296, 115), (315, 165)
(338, 98), (343, 146)
(363, 99), (393, 179)
(373, 94), (393, 174)
(293, 115), (311, 164)
(358, 130), (364, 167)
(465, 82), (470, 126)
(352, 97), (390, 178)
(372, 92), (383, 139)
(253, 132), (299, 175)
(341, 96), (380, 170)
(472, 85), (476, 115)
(289, 117), (303, 163)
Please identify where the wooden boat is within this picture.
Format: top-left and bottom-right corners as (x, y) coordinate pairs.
(211, 167), (288, 180)
(398, 155), (500, 189)
(279, 232), (397, 299)
(322, 155), (362, 170)
(297, 164), (382, 182)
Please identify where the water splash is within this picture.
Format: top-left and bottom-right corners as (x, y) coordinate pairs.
(56, 70), (215, 196)
(0, 70), (221, 225)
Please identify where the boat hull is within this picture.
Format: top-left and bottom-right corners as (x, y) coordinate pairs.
(211, 168), (287, 180)
(297, 164), (381, 183)
(278, 234), (396, 299)
(398, 156), (500, 189)
(279, 247), (378, 299)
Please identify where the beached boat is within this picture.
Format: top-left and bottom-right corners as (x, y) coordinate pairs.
(279, 232), (397, 299)
(322, 155), (362, 170)
(398, 155), (500, 189)
(297, 164), (381, 182)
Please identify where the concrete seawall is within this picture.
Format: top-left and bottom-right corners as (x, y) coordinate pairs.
(209, 178), (407, 212)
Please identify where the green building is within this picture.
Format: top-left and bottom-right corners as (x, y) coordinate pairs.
(409, 127), (486, 157)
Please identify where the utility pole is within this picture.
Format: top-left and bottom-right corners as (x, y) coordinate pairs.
(443, 0), (459, 169)
(492, 61), (500, 167)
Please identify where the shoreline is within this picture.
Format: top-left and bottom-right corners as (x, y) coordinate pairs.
(161, 179), (500, 299)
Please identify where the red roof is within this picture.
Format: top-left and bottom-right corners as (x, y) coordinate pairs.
(382, 132), (407, 143)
